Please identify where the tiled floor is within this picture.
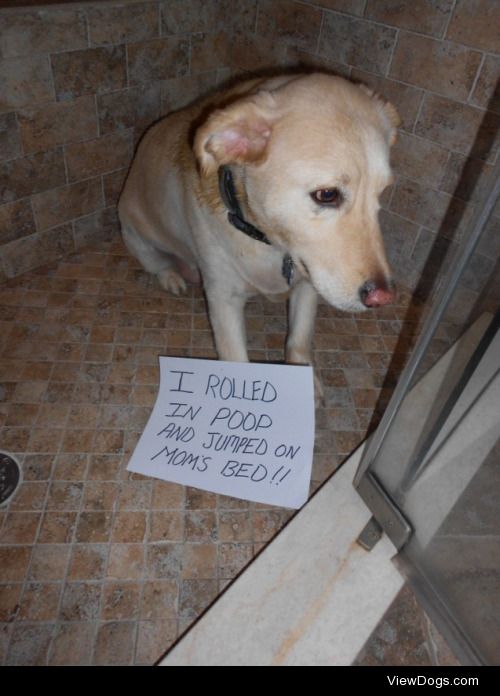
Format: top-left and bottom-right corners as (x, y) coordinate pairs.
(354, 584), (460, 666)
(0, 237), (427, 665)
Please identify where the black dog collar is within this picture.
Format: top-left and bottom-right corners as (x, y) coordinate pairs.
(218, 166), (294, 286)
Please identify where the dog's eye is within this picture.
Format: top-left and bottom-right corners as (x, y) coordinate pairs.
(310, 188), (344, 208)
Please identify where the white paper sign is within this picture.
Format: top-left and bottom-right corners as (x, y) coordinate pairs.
(127, 357), (315, 509)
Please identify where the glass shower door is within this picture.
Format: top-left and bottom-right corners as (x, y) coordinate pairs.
(354, 154), (500, 665)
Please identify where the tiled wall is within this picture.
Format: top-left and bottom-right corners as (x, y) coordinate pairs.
(1, 0), (499, 303)
(0, 0), (252, 281)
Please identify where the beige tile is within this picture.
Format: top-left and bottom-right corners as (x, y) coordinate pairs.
(147, 543), (183, 579)
(98, 85), (161, 136)
(140, 580), (178, 621)
(234, 28), (289, 74)
(52, 453), (88, 480)
(65, 131), (132, 183)
(391, 132), (449, 188)
(1, 512), (40, 544)
(470, 55), (500, 114)
(19, 96), (98, 157)
(149, 511), (184, 542)
(127, 37), (189, 85)
(252, 510), (284, 542)
(135, 619), (177, 665)
(415, 94), (487, 158)
(191, 32), (250, 73)
(88, 2), (159, 45)
(0, 149), (66, 206)
(87, 454), (121, 481)
(439, 154), (494, 204)
(29, 544), (70, 581)
(2, 225), (75, 279)
(93, 621), (135, 665)
(0, 583), (22, 622)
(60, 429), (94, 453)
(51, 46), (127, 101)
(161, 72), (218, 115)
(82, 481), (119, 510)
(118, 481), (152, 510)
(67, 544), (109, 580)
(32, 178), (103, 232)
(219, 511), (252, 542)
(446, 0), (500, 52)
(107, 543), (145, 580)
(184, 511), (217, 542)
(0, 54), (54, 112)
(350, 69), (423, 134)
(101, 582), (142, 620)
(390, 178), (462, 235)
(0, 112), (22, 162)
(390, 32), (482, 102)
(7, 623), (54, 665)
(60, 581), (101, 621)
(38, 511), (77, 544)
(151, 480), (185, 509)
(0, 8), (87, 58)
(0, 199), (36, 246)
(48, 621), (94, 665)
(103, 168), (128, 207)
(75, 511), (113, 543)
(256, 0), (322, 52)
(5, 402), (40, 427)
(18, 582), (61, 621)
(178, 578), (219, 625)
(319, 12), (397, 75)
(10, 481), (48, 511)
(218, 542), (253, 579)
(111, 510), (146, 543)
(73, 208), (120, 251)
(304, 0), (365, 15)
(22, 454), (53, 481)
(185, 487), (216, 510)
(182, 543), (217, 580)
(365, 0), (454, 37)
(161, 0), (257, 35)
(0, 546), (32, 582)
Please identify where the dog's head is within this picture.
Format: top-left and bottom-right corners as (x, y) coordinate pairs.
(194, 74), (400, 312)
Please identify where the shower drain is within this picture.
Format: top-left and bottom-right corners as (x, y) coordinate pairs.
(0, 452), (21, 506)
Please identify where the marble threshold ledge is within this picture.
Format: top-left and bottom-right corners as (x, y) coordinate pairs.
(159, 443), (404, 666)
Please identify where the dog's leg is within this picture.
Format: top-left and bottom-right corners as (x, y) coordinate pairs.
(286, 281), (318, 365)
(286, 281), (323, 404)
(122, 224), (187, 295)
(206, 288), (249, 363)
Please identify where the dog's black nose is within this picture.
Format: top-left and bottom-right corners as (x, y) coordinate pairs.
(359, 279), (396, 308)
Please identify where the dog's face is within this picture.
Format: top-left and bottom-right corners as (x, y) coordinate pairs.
(195, 74), (400, 312)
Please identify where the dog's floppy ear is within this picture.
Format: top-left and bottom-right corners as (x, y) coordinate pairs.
(358, 84), (401, 146)
(194, 92), (277, 176)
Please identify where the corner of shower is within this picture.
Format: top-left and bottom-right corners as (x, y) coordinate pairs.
(353, 149), (500, 665)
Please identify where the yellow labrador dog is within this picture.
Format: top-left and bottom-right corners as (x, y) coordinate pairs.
(119, 73), (399, 371)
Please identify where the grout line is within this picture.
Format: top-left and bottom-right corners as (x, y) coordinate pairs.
(253, 0), (260, 35)
(466, 51), (486, 105)
(441, 0), (458, 41)
(385, 27), (399, 78)
(314, 6), (325, 57)
(411, 88), (427, 136)
(157, 0), (163, 38)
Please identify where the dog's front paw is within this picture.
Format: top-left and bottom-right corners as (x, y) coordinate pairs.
(157, 269), (187, 295)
